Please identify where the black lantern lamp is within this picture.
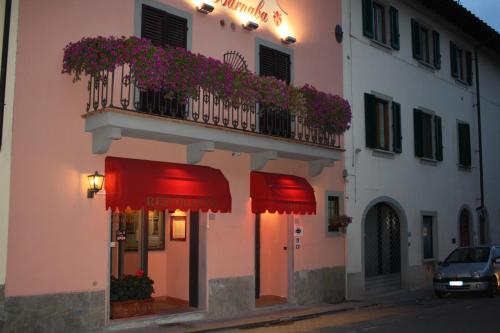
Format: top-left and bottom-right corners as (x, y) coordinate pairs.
(282, 35), (297, 45)
(197, 2), (214, 14)
(87, 171), (105, 198)
(243, 21), (259, 31)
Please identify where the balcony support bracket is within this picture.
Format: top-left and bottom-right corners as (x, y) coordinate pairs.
(309, 159), (334, 177)
(92, 126), (122, 154)
(187, 141), (215, 164)
(251, 151), (278, 171)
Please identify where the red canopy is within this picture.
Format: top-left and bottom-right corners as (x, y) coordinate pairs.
(105, 157), (231, 212)
(250, 171), (316, 215)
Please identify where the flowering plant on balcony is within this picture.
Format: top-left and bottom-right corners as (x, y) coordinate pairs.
(62, 36), (350, 134)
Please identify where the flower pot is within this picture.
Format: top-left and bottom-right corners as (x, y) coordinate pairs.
(110, 298), (154, 319)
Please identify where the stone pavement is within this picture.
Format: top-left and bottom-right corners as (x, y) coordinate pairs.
(108, 288), (434, 333)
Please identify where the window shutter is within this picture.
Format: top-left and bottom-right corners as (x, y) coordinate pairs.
(164, 12), (188, 48)
(411, 19), (422, 60)
(141, 5), (165, 46)
(466, 51), (473, 85)
(458, 123), (471, 166)
(450, 41), (458, 78)
(392, 102), (402, 153)
(362, 0), (374, 38)
(389, 7), (400, 50)
(365, 93), (377, 148)
(259, 45), (291, 84)
(434, 116), (443, 161)
(413, 108), (424, 157)
(432, 31), (441, 69)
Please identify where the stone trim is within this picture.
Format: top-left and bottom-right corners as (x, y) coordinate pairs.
(293, 266), (345, 305)
(3, 289), (105, 333)
(208, 276), (254, 318)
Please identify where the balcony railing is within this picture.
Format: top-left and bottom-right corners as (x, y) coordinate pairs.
(85, 65), (342, 149)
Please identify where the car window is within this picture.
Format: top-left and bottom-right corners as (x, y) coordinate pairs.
(495, 247), (500, 258)
(445, 247), (491, 263)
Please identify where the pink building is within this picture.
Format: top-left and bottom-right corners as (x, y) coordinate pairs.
(2, 0), (348, 331)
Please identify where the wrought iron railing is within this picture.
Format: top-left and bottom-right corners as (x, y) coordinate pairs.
(86, 65), (342, 149)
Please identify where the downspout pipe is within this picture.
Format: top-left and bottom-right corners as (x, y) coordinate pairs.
(473, 45), (484, 215)
(0, 0), (12, 150)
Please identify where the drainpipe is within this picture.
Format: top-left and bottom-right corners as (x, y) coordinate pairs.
(0, 0), (12, 150)
(473, 45), (484, 216)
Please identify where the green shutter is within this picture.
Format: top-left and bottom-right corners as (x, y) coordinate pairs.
(458, 123), (471, 167)
(435, 116), (443, 161)
(432, 31), (441, 69)
(411, 19), (422, 60)
(450, 41), (458, 78)
(365, 93), (377, 148)
(392, 102), (402, 153)
(466, 51), (473, 85)
(362, 0), (374, 38)
(389, 7), (400, 50)
(414, 108), (423, 157)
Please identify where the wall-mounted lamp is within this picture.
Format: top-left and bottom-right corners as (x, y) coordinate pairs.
(243, 21), (259, 31)
(281, 36), (296, 45)
(87, 171), (105, 198)
(197, 3), (214, 14)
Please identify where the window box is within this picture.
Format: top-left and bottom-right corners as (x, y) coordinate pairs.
(328, 215), (352, 232)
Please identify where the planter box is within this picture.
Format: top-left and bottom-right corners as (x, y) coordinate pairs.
(110, 298), (154, 319)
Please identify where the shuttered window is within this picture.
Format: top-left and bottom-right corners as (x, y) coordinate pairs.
(362, 0), (374, 38)
(365, 93), (402, 153)
(259, 45), (291, 137)
(458, 122), (471, 167)
(450, 41), (473, 85)
(362, 1), (399, 51)
(414, 109), (443, 161)
(411, 19), (440, 69)
(389, 7), (400, 50)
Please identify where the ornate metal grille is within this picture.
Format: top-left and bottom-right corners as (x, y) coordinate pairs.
(223, 51), (248, 71)
(365, 203), (401, 277)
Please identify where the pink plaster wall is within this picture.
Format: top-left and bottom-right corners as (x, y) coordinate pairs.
(6, 0), (344, 297)
(165, 213), (189, 301)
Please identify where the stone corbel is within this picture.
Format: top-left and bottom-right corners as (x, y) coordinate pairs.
(187, 141), (215, 164)
(309, 159), (334, 177)
(251, 151), (278, 171)
(92, 126), (122, 154)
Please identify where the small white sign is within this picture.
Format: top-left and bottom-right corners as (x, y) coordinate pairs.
(110, 242), (116, 248)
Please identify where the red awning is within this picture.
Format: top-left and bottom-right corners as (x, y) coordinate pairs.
(105, 157), (231, 212)
(250, 171), (316, 215)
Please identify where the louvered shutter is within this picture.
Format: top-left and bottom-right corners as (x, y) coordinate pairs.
(164, 12), (188, 48)
(414, 109), (424, 157)
(259, 45), (290, 84)
(450, 41), (458, 78)
(432, 31), (441, 69)
(389, 7), (400, 50)
(458, 123), (471, 166)
(362, 0), (374, 38)
(434, 116), (443, 161)
(365, 93), (377, 148)
(465, 51), (473, 85)
(411, 19), (422, 60)
(142, 5), (165, 47)
(392, 102), (402, 153)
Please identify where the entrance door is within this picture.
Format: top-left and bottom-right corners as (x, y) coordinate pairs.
(364, 203), (401, 294)
(255, 213), (288, 307)
(189, 212), (199, 308)
(459, 209), (471, 247)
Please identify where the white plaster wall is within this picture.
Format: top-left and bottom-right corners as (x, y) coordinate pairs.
(0, 0), (18, 286)
(343, 0), (499, 296)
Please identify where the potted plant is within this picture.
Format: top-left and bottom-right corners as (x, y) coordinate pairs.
(110, 270), (155, 319)
(328, 215), (353, 232)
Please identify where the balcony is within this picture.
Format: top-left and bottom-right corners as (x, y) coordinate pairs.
(84, 66), (343, 175)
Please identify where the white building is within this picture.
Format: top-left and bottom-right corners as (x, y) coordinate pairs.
(342, 0), (500, 298)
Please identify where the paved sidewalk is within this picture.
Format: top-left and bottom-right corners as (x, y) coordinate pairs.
(107, 288), (434, 333)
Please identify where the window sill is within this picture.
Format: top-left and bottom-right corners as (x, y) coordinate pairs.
(370, 40), (393, 54)
(372, 148), (396, 159)
(418, 61), (437, 72)
(419, 157), (438, 166)
(454, 78), (471, 87)
(458, 164), (472, 171)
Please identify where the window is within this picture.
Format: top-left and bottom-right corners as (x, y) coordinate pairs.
(364, 93), (402, 153)
(362, 0), (399, 50)
(259, 45), (292, 138)
(327, 196), (341, 232)
(411, 19), (441, 69)
(494, 247), (500, 259)
(450, 42), (473, 85)
(457, 122), (471, 167)
(422, 215), (434, 260)
(413, 109), (442, 161)
(140, 4), (188, 117)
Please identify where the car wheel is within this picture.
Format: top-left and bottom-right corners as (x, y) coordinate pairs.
(487, 277), (497, 298)
(434, 290), (446, 298)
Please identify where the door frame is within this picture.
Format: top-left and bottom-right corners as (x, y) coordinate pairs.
(189, 211), (199, 308)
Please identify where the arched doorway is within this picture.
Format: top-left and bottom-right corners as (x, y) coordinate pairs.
(459, 209), (472, 247)
(364, 203), (401, 293)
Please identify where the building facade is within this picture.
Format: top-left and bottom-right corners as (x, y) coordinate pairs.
(2, 0), (348, 331)
(343, 0), (500, 299)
